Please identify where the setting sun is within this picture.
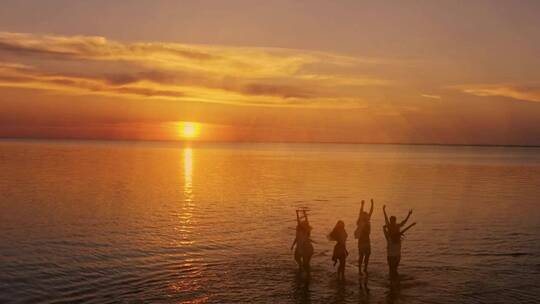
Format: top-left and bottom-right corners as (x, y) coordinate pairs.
(178, 122), (200, 140)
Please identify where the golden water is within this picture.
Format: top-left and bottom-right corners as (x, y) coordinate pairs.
(1, 140), (539, 303)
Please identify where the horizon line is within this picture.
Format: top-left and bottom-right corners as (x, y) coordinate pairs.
(1, 136), (539, 149)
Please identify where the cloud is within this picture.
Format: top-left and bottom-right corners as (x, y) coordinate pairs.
(0, 32), (390, 107)
(420, 94), (441, 99)
(0, 32), (217, 61)
(460, 84), (540, 103)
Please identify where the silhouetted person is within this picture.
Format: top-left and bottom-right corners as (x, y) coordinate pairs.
(355, 199), (374, 275)
(328, 220), (348, 281)
(382, 205), (416, 279)
(291, 209), (314, 275)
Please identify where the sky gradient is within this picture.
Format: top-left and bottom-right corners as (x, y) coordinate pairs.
(1, 0), (539, 145)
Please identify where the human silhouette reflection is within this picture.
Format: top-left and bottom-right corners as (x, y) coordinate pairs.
(358, 275), (370, 304)
(334, 282), (347, 303)
(292, 269), (312, 304)
(385, 278), (402, 304)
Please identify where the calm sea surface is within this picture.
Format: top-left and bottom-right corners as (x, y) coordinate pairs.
(1, 140), (539, 304)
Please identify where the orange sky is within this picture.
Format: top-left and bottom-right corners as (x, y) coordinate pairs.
(1, 1), (539, 145)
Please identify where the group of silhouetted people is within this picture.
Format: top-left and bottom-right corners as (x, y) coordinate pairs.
(291, 200), (416, 282)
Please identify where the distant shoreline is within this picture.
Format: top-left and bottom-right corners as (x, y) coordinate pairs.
(1, 137), (539, 149)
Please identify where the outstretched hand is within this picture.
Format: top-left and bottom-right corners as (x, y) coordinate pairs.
(408, 209), (413, 214)
(383, 204), (386, 210)
(361, 200), (365, 206)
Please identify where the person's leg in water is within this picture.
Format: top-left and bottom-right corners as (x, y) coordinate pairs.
(303, 254), (312, 277)
(358, 253), (365, 275)
(294, 250), (303, 272)
(334, 256), (340, 278)
(394, 256), (401, 277)
(338, 257), (346, 281)
(387, 256), (393, 278)
(363, 252), (370, 274)
(391, 257), (398, 278)
(388, 256), (400, 279)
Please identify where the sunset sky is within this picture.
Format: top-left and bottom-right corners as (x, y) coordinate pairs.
(1, 0), (539, 145)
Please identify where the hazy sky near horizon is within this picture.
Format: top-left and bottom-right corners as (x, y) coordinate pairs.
(1, 0), (539, 144)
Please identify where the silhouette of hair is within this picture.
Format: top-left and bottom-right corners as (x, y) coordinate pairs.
(328, 220), (346, 241)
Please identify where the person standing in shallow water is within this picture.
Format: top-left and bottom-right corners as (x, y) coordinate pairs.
(291, 210), (314, 275)
(355, 199), (374, 275)
(328, 220), (348, 281)
(382, 205), (416, 279)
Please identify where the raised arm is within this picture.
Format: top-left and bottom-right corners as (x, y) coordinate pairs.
(296, 210), (300, 224)
(383, 205), (389, 226)
(382, 225), (389, 240)
(400, 222), (416, 235)
(368, 199), (374, 218)
(291, 237), (297, 250)
(358, 200), (365, 220)
(302, 210), (309, 223)
(400, 209), (413, 226)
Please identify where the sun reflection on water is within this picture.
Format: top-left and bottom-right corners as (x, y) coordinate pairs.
(170, 146), (206, 298)
(178, 146), (194, 245)
(184, 147), (193, 199)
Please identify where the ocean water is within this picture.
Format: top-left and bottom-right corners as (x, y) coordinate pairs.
(1, 140), (539, 304)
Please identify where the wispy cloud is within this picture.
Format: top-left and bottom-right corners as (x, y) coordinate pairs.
(420, 94), (441, 99)
(0, 32), (391, 107)
(460, 84), (540, 103)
